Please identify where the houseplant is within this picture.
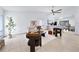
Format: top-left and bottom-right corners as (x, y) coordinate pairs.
(6, 17), (16, 38)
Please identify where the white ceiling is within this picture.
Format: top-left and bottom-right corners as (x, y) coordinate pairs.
(1, 6), (73, 12)
(1, 6), (77, 16)
(1, 6), (52, 12)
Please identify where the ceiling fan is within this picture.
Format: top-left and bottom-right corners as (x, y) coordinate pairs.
(50, 6), (62, 15)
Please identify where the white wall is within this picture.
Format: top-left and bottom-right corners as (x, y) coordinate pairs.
(4, 11), (48, 35)
(4, 6), (79, 35)
(75, 7), (79, 34)
(0, 7), (4, 15)
(0, 7), (5, 37)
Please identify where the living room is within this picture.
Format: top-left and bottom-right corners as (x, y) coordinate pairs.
(0, 6), (79, 52)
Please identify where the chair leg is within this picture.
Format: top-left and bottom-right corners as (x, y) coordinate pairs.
(40, 37), (42, 47)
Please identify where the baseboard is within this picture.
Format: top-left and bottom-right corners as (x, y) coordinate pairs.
(4, 32), (26, 37)
(14, 32), (26, 35)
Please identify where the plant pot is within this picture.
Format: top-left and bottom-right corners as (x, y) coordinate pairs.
(8, 34), (12, 38)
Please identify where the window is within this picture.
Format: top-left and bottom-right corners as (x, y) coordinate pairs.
(0, 15), (4, 37)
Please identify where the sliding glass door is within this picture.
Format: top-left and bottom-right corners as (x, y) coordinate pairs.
(0, 16), (4, 37)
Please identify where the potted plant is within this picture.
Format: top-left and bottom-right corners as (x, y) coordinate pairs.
(6, 17), (16, 38)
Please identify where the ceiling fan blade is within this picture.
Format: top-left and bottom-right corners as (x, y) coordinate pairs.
(51, 10), (55, 15)
(53, 13), (55, 15)
(56, 9), (62, 11)
(54, 12), (61, 13)
(51, 9), (54, 13)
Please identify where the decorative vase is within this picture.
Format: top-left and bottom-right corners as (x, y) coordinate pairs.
(8, 34), (12, 38)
